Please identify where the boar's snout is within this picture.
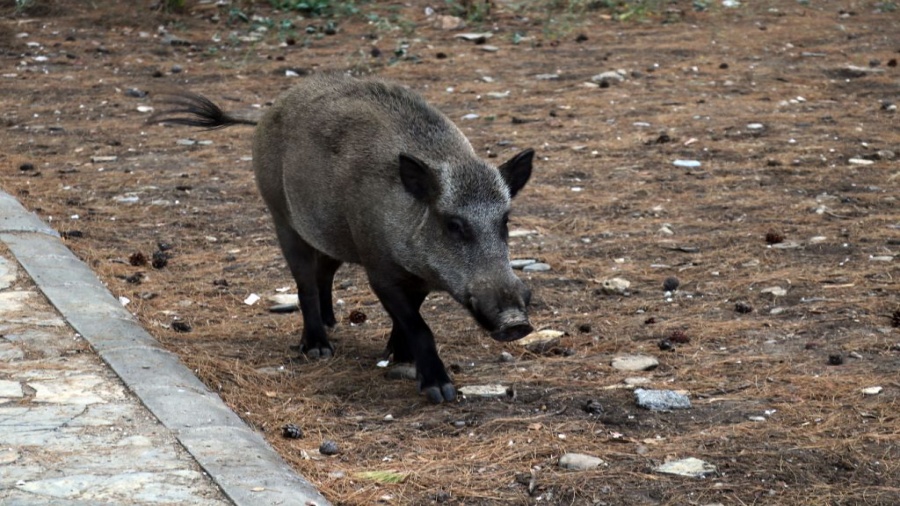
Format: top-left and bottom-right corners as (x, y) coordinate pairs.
(467, 276), (533, 343)
(491, 320), (533, 342)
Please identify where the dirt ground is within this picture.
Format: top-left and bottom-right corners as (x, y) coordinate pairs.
(2, 0), (899, 504)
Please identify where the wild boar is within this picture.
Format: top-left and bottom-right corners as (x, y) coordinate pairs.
(151, 73), (535, 403)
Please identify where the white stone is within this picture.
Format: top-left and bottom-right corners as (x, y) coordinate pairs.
(509, 229), (537, 238)
(454, 32), (493, 41)
(848, 158), (874, 165)
(510, 259), (536, 269)
(559, 452), (606, 470)
(243, 293), (260, 305)
(517, 330), (563, 352)
(267, 294), (299, 305)
(612, 355), (658, 371)
(522, 262), (551, 272)
(634, 388), (691, 410)
(459, 384), (508, 398)
(591, 71), (625, 84)
(861, 386), (882, 396)
(760, 286), (787, 297)
(597, 277), (631, 295)
(654, 457), (716, 477)
(624, 377), (651, 386)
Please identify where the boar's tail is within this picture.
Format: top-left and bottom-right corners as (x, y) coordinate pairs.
(148, 91), (258, 130)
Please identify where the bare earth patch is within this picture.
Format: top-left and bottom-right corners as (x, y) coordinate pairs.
(2, 1), (898, 504)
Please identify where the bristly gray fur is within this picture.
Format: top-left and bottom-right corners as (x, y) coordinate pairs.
(152, 73), (535, 404)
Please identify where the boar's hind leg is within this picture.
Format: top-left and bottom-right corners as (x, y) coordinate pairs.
(370, 277), (456, 404)
(273, 219), (334, 359)
(316, 254), (342, 329)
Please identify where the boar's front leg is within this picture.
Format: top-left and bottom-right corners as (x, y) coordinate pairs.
(272, 218), (335, 359)
(370, 276), (456, 403)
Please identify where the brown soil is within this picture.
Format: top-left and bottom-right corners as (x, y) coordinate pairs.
(2, 1), (899, 504)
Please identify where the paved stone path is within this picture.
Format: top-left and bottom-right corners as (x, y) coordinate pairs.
(0, 253), (230, 505)
(0, 190), (330, 505)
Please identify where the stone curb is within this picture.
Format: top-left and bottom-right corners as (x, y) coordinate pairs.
(0, 191), (331, 506)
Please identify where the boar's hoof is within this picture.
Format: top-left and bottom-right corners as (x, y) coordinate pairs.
(302, 343), (334, 360)
(421, 382), (457, 404)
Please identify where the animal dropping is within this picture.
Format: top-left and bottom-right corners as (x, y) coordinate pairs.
(150, 74), (535, 404)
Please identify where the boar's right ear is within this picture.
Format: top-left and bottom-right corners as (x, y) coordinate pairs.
(399, 153), (440, 202)
(499, 148), (534, 199)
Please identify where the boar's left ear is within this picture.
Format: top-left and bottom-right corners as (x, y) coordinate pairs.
(499, 148), (534, 199)
(399, 153), (440, 202)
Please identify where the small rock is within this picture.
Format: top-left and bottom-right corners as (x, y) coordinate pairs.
(761, 286), (787, 297)
(577, 323), (591, 333)
(828, 354), (844, 366)
(559, 453), (606, 470)
(509, 229), (538, 237)
(19, 162), (34, 171)
(480, 45), (499, 53)
(244, 293), (260, 305)
(748, 416), (766, 422)
(268, 294), (299, 306)
(663, 277), (679, 291)
(624, 377), (651, 386)
(319, 440), (339, 455)
(461, 113), (479, 120)
(454, 32), (492, 43)
(124, 88), (147, 98)
(522, 262), (551, 272)
(654, 457), (716, 477)
(171, 64), (183, 73)
(269, 303), (299, 313)
(672, 160), (702, 168)
(435, 15), (464, 30)
(510, 259), (537, 269)
(534, 73), (560, 80)
(517, 330), (563, 353)
(834, 65), (884, 78)
(136, 105), (154, 113)
(91, 156), (118, 163)
(658, 338), (674, 351)
(634, 388), (691, 410)
(848, 158), (875, 165)
(459, 384), (509, 398)
(499, 351), (515, 363)
(591, 71), (625, 85)
(848, 351), (863, 360)
(612, 355), (659, 372)
(861, 386), (882, 396)
(385, 364), (417, 381)
(597, 277), (631, 295)
(746, 122), (765, 131)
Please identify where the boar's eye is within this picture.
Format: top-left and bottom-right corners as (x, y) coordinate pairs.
(445, 216), (473, 241)
(500, 212), (510, 240)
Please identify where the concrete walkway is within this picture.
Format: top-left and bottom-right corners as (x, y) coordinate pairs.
(0, 191), (330, 505)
